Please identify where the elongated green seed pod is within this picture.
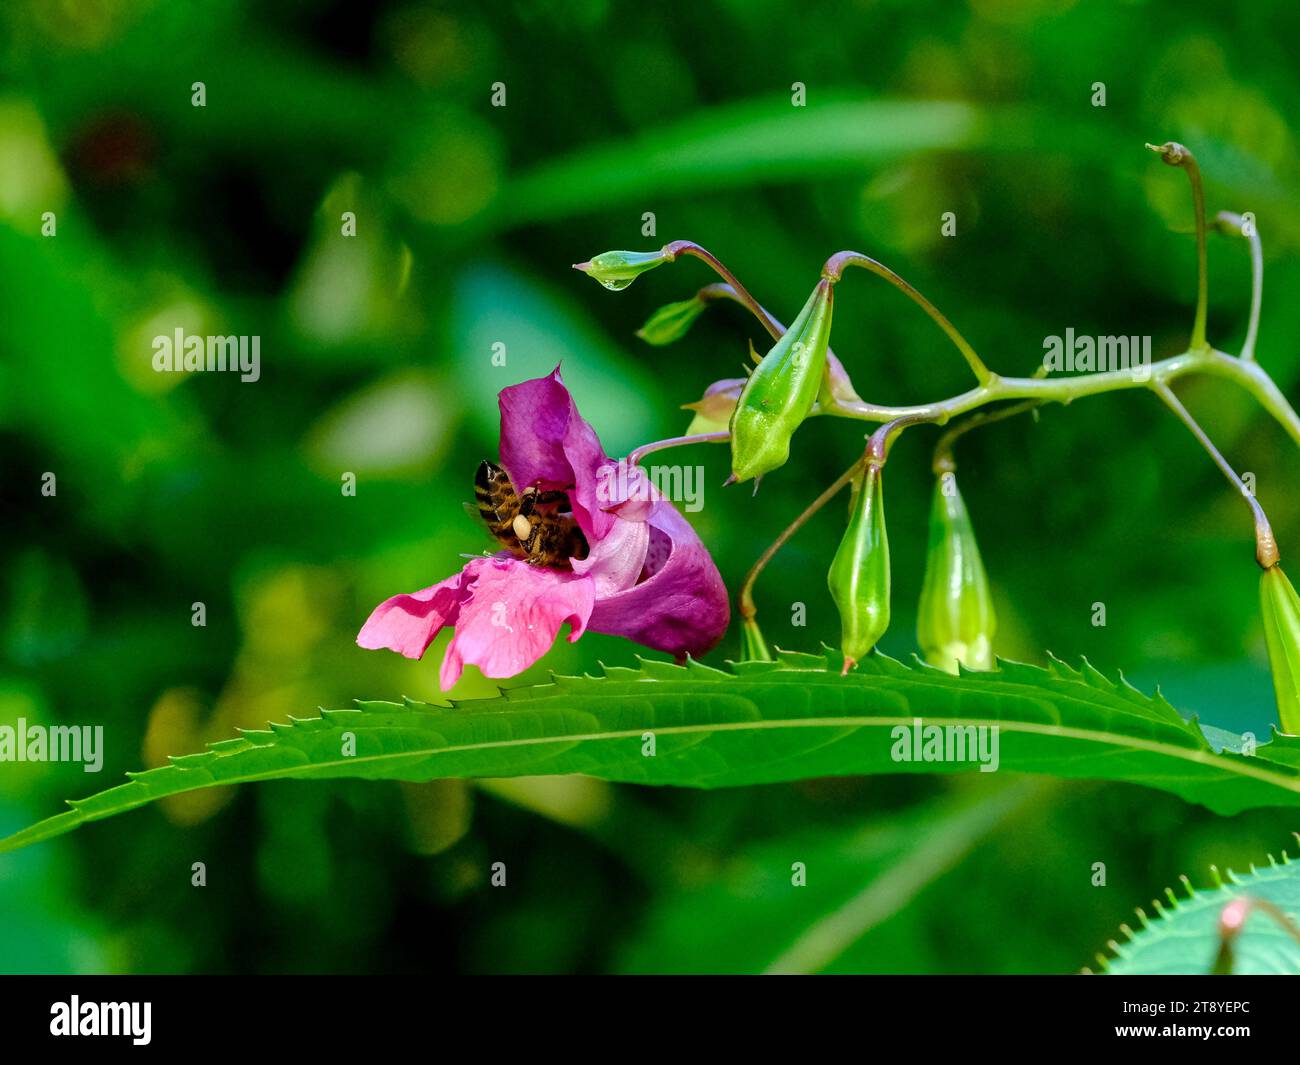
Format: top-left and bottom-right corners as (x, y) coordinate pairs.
(917, 472), (997, 673)
(1260, 563), (1300, 735)
(828, 460), (889, 666)
(728, 280), (833, 482)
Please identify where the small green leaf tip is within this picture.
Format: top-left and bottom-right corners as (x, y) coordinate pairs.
(728, 279), (834, 482)
(917, 472), (997, 673)
(637, 296), (708, 345)
(572, 248), (672, 291)
(828, 460), (890, 668)
(1260, 563), (1300, 735)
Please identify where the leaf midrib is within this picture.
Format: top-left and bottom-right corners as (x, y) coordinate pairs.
(149, 713), (1295, 795)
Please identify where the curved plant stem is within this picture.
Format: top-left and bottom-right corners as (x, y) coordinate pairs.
(695, 282), (787, 339)
(738, 456), (864, 622)
(1216, 210), (1263, 362)
(866, 412), (934, 465)
(1153, 381), (1278, 568)
(1148, 141), (1210, 352)
(662, 241), (781, 343)
(650, 147), (1300, 596)
(820, 346), (1300, 451)
(658, 239), (1300, 452)
(821, 250), (993, 384)
(1244, 222), (1263, 362)
(696, 282), (858, 384)
(627, 431), (729, 467)
(932, 399), (1043, 474)
(741, 418), (923, 628)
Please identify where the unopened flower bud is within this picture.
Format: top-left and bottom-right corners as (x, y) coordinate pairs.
(917, 472), (996, 673)
(573, 249), (671, 291)
(729, 280), (834, 482)
(682, 377), (745, 435)
(638, 296), (708, 346)
(820, 351), (863, 406)
(1260, 563), (1300, 735)
(828, 460), (889, 669)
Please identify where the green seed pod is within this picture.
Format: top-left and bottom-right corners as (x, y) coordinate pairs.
(573, 249), (671, 290)
(637, 296), (708, 346)
(828, 460), (890, 667)
(728, 280), (834, 483)
(917, 472), (997, 673)
(1260, 564), (1300, 735)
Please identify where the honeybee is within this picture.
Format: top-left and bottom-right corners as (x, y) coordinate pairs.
(473, 460), (590, 567)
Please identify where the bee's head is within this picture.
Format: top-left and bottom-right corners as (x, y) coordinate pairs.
(475, 460), (504, 490)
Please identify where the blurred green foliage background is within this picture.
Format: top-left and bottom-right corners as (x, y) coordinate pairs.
(3, 0), (1300, 974)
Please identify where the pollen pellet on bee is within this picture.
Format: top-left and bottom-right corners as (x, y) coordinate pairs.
(474, 459), (588, 566)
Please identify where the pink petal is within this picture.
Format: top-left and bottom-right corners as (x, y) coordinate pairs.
(573, 461), (659, 596)
(356, 572), (465, 659)
(571, 512), (650, 597)
(597, 461), (656, 522)
(438, 557), (596, 690)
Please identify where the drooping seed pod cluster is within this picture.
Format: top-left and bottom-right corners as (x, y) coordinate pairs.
(572, 196), (1300, 738)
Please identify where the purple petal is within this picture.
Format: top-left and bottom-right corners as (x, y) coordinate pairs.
(588, 501), (729, 659)
(498, 367), (615, 541)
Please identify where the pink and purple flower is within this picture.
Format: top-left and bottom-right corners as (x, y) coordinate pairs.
(357, 368), (730, 689)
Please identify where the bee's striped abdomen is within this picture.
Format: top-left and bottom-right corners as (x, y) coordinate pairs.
(475, 460), (519, 539)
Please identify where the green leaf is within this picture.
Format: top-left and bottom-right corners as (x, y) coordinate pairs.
(1095, 840), (1300, 975)
(4, 652), (1300, 856)
(495, 96), (998, 224)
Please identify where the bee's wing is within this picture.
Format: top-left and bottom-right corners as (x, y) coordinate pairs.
(463, 501), (507, 549)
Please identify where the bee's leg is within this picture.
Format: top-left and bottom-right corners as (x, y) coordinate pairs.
(518, 487), (538, 518)
(521, 521), (543, 562)
(533, 489), (568, 506)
